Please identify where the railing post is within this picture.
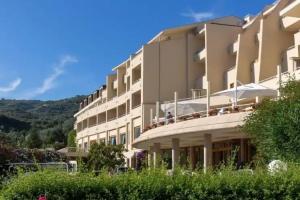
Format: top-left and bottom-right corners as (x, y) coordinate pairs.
(174, 92), (178, 123)
(206, 81), (210, 117)
(156, 101), (160, 124)
(277, 65), (282, 98)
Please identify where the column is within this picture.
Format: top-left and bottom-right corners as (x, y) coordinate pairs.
(240, 139), (245, 163)
(206, 81), (210, 117)
(148, 146), (153, 168)
(153, 143), (161, 168)
(87, 136), (90, 151)
(174, 92), (178, 123)
(203, 134), (212, 173)
(189, 146), (196, 169)
(172, 138), (180, 170)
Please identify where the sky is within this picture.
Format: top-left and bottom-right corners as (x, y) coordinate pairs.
(0, 0), (275, 100)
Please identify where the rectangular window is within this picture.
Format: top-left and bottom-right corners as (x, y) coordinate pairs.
(99, 139), (106, 144)
(134, 126), (141, 139)
(110, 136), (116, 145)
(84, 142), (88, 151)
(120, 133), (126, 145)
(296, 59), (300, 70)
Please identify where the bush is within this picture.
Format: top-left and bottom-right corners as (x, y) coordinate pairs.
(243, 78), (300, 162)
(1, 165), (300, 200)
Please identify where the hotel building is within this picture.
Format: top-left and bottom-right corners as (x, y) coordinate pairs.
(74, 0), (300, 170)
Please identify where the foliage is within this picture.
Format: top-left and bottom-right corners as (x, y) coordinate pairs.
(0, 146), (66, 165)
(87, 143), (125, 172)
(67, 130), (76, 147)
(0, 95), (85, 148)
(1, 165), (300, 200)
(25, 129), (43, 149)
(242, 78), (300, 162)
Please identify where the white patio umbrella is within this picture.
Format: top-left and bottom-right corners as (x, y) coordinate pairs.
(213, 83), (277, 105)
(161, 98), (207, 116)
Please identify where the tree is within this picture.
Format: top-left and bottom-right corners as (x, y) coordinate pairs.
(67, 130), (76, 147)
(87, 143), (125, 172)
(242, 78), (300, 162)
(26, 129), (43, 149)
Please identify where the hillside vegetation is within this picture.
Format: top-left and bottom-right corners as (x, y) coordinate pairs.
(0, 96), (85, 149)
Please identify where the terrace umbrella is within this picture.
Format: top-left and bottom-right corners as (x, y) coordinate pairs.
(161, 98), (207, 116)
(213, 83), (277, 105)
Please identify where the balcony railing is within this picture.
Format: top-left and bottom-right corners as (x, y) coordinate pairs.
(143, 102), (257, 133)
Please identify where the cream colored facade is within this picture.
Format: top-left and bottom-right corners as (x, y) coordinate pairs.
(75, 0), (300, 170)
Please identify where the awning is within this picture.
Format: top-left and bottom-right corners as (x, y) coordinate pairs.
(123, 149), (143, 158)
(161, 98), (207, 116)
(213, 83), (277, 100)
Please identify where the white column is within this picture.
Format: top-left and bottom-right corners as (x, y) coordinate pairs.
(155, 101), (160, 124)
(153, 143), (161, 168)
(150, 108), (153, 126)
(174, 92), (178, 123)
(277, 65), (282, 98)
(206, 81), (211, 117)
(204, 134), (212, 173)
(148, 146), (153, 168)
(172, 138), (180, 170)
(192, 89), (197, 99)
(87, 136), (90, 151)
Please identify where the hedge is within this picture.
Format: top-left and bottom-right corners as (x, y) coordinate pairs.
(1, 166), (300, 200)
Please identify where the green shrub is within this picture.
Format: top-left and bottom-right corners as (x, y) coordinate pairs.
(1, 166), (300, 200)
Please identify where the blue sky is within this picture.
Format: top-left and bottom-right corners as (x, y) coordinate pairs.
(0, 0), (274, 100)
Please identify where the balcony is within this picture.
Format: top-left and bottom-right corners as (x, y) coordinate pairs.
(281, 16), (300, 32)
(134, 104), (253, 149)
(98, 112), (106, 124)
(194, 48), (206, 63)
(228, 41), (239, 55)
(113, 79), (118, 89)
(251, 60), (260, 83)
(280, 0), (300, 18)
(132, 64), (141, 84)
(196, 27), (205, 37)
(107, 108), (117, 122)
(132, 90), (141, 109)
(287, 45), (300, 71)
(295, 31), (300, 45)
(224, 67), (236, 89)
(118, 103), (126, 118)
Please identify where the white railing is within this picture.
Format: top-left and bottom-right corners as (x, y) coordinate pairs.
(143, 102), (256, 133)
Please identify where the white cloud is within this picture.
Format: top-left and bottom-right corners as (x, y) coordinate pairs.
(25, 55), (78, 99)
(0, 78), (22, 92)
(181, 10), (215, 22)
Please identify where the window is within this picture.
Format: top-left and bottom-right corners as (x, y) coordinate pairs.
(134, 126), (141, 139)
(99, 139), (106, 144)
(84, 142), (88, 152)
(230, 83), (235, 88)
(120, 133), (126, 145)
(295, 59), (300, 70)
(110, 136), (116, 145)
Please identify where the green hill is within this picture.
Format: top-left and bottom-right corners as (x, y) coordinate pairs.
(0, 96), (85, 149)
